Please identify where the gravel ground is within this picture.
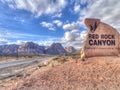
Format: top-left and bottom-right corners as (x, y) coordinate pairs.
(13, 56), (120, 90)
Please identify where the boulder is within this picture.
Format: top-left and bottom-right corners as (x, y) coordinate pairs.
(81, 18), (120, 59)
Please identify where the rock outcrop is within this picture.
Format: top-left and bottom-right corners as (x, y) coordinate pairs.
(45, 43), (67, 55)
(0, 44), (19, 55)
(0, 42), (67, 55)
(65, 46), (76, 53)
(81, 18), (120, 58)
(18, 42), (44, 55)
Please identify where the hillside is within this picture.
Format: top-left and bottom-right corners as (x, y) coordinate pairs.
(12, 56), (120, 90)
(0, 42), (67, 55)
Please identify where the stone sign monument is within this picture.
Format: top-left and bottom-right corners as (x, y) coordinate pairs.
(81, 18), (120, 59)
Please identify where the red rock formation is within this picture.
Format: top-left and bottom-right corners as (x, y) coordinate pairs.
(65, 46), (76, 53)
(18, 42), (44, 55)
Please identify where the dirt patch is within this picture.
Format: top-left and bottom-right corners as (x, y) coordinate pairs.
(13, 56), (120, 90)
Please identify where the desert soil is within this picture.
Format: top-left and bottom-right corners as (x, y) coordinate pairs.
(3, 56), (120, 90)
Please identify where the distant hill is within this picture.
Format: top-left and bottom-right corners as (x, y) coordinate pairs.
(64, 46), (76, 53)
(18, 42), (45, 55)
(0, 42), (67, 55)
(0, 44), (19, 55)
(45, 43), (67, 55)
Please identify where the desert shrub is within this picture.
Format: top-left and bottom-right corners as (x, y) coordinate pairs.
(57, 58), (67, 64)
(53, 57), (59, 61)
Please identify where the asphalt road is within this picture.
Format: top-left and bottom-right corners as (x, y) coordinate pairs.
(0, 56), (53, 69)
(0, 56), (55, 80)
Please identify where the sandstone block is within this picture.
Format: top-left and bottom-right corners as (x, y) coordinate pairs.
(81, 18), (119, 58)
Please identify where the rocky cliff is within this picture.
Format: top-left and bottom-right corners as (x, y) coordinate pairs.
(0, 44), (19, 55)
(18, 42), (45, 55)
(45, 43), (67, 55)
(0, 42), (67, 55)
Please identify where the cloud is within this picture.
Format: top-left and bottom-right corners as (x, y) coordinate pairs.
(35, 37), (60, 46)
(61, 30), (86, 49)
(0, 30), (48, 39)
(63, 22), (80, 30)
(74, 5), (80, 13)
(0, 28), (58, 42)
(52, 13), (62, 18)
(62, 31), (76, 42)
(72, 0), (120, 32)
(40, 21), (55, 30)
(53, 20), (63, 27)
(1, 0), (120, 49)
(62, 18), (86, 48)
(0, 27), (61, 45)
(0, 36), (23, 45)
(0, 32), (58, 46)
(15, 40), (27, 45)
(63, 0), (120, 48)
(85, 0), (120, 31)
(0, 38), (8, 45)
(1, 0), (67, 17)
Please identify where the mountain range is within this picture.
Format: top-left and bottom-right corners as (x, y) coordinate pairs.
(0, 42), (76, 55)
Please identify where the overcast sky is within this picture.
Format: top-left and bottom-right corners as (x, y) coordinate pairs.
(0, 0), (120, 49)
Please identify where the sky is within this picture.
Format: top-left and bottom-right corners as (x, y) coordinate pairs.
(0, 0), (120, 49)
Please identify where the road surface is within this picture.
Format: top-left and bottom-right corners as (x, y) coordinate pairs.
(0, 56), (55, 80)
(0, 57), (51, 69)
